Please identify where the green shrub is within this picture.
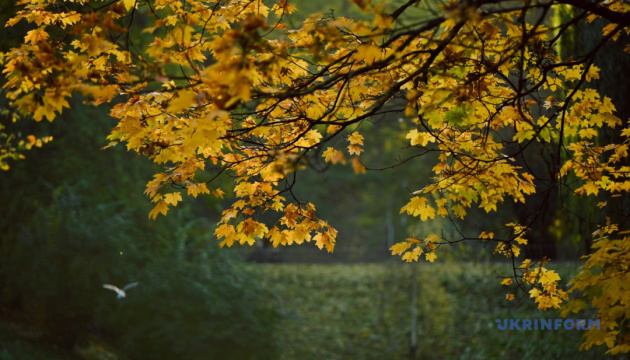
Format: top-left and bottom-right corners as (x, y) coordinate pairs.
(0, 185), (279, 359)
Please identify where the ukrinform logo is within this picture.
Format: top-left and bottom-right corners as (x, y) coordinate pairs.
(495, 319), (600, 331)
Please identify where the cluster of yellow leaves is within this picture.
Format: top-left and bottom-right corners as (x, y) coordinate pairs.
(548, 6), (630, 348)
(0, 125), (53, 170)
(390, 14), (545, 261)
(563, 225), (630, 354)
(585, 1), (630, 44)
(390, 234), (438, 263)
(215, 202), (337, 253)
(521, 259), (567, 310)
(499, 257), (567, 311)
(559, 92), (627, 199)
(481, 224), (565, 310)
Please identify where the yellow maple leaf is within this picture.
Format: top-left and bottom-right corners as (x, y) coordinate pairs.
(514, 129), (535, 143)
(582, 182), (600, 196)
(237, 218), (268, 239)
(425, 252), (437, 263)
(323, 147), (346, 164)
(187, 182), (210, 197)
(348, 132), (364, 145)
(149, 201), (168, 219)
(266, 226), (282, 247)
(539, 269), (561, 285)
(515, 236), (528, 245)
(314, 231), (335, 252)
(166, 89), (196, 113)
(348, 144), (363, 156)
(511, 244), (521, 258)
(529, 288), (541, 299)
(390, 241), (412, 255)
(251, 1), (270, 17)
(406, 129), (434, 147)
(401, 247), (423, 263)
(122, 0), (136, 11)
(354, 43), (381, 65)
(352, 157), (366, 174)
(33, 102), (56, 122)
(272, 0), (297, 15)
(172, 25), (194, 45)
(452, 204), (467, 219)
(24, 28), (49, 44)
(406, 237), (421, 245)
(401, 196), (436, 221)
(560, 65), (583, 81)
(212, 188), (225, 198)
(215, 223), (237, 247)
(164, 192), (182, 206)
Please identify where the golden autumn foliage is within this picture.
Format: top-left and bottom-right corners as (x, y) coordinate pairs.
(2, 0), (630, 353)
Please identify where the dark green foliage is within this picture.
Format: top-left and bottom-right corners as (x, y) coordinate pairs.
(1, 187), (278, 359)
(0, 94), (278, 359)
(94, 219), (280, 360)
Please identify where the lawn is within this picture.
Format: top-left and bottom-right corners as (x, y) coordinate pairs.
(255, 261), (610, 360)
(0, 261), (614, 359)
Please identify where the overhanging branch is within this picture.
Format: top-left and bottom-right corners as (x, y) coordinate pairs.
(556, 0), (630, 27)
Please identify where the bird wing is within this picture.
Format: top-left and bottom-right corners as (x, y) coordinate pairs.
(122, 282), (139, 291)
(103, 284), (120, 292)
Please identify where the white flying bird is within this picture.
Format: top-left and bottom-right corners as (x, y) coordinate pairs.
(103, 282), (139, 298)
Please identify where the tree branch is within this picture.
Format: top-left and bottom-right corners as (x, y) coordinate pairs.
(556, 0), (630, 27)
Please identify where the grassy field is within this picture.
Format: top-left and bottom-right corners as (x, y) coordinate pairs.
(0, 261), (618, 360)
(255, 261), (611, 360)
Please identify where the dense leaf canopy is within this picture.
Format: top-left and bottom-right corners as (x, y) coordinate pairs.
(2, 0), (630, 354)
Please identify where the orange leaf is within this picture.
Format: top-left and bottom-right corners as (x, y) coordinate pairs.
(24, 28), (49, 44)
